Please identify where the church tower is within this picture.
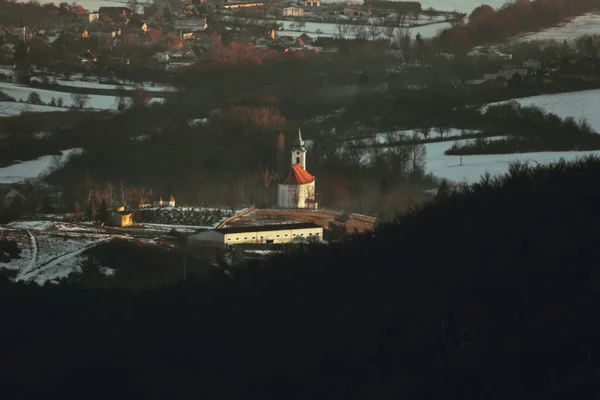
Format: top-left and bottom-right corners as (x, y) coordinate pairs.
(291, 127), (307, 170)
(277, 127), (317, 209)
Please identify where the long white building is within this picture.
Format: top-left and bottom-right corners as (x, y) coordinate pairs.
(187, 223), (323, 248)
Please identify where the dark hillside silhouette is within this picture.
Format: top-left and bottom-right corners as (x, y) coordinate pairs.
(2, 157), (600, 398)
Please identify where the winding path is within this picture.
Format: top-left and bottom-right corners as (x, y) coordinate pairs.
(19, 242), (101, 281)
(16, 230), (38, 280)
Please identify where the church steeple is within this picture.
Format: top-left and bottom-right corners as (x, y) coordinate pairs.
(291, 126), (307, 170)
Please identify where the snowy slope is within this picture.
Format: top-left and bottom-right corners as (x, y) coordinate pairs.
(45, 79), (176, 93)
(425, 140), (600, 184)
(0, 82), (165, 111)
(491, 90), (600, 133)
(319, 0), (502, 13)
(0, 148), (81, 184)
(276, 20), (451, 40)
(0, 101), (71, 117)
(513, 13), (600, 43)
(35, 0), (131, 12)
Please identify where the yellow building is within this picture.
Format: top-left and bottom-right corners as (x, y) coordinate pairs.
(223, 1), (264, 9)
(282, 6), (304, 17)
(107, 206), (134, 227)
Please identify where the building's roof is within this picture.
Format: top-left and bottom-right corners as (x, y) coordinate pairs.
(98, 7), (130, 13)
(216, 222), (321, 234)
(283, 164), (315, 185)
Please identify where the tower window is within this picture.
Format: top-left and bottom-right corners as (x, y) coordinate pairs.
(296, 157), (300, 164)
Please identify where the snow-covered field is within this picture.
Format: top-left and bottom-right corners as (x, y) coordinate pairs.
(34, 78), (176, 93)
(0, 221), (114, 284)
(0, 101), (71, 117)
(492, 89), (600, 133)
(36, 0), (130, 11)
(276, 20), (451, 40)
(0, 148), (81, 183)
(424, 139), (600, 184)
(356, 128), (481, 144)
(305, 0), (499, 13)
(513, 13), (600, 43)
(0, 82), (164, 111)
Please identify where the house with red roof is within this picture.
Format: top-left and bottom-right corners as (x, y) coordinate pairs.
(278, 129), (318, 209)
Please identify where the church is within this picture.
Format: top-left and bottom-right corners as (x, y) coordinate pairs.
(277, 129), (318, 209)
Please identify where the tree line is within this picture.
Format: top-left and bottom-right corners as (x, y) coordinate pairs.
(438, 0), (597, 53)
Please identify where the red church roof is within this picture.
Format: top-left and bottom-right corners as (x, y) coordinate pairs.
(283, 164), (315, 185)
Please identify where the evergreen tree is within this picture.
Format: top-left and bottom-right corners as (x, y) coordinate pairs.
(436, 179), (451, 202)
(88, 201), (97, 221)
(98, 199), (108, 223)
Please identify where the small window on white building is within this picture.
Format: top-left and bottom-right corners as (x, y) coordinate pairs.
(277, 235), (280, 237)
(236, 238), (239, 240)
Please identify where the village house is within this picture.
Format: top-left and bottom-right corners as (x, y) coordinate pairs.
(87, 12), (100, 23)
(282, 7), (304, 17)
(187, 222), (323, 248)
(154, 51), (170, 63)
(166, 61), (193, 71)
(297, 33), (313, 47)
(153, 195), (176, 208)
(278, 129), (318, 209)
(305, 0), (321, 7)
(344, 7), (369, 17)
(98, 7), (131, 20)
(223, 1), (265, 9)
(107, 206), (133, 227)
(366, 1), (422, 14)
(483, 66), (528, 81)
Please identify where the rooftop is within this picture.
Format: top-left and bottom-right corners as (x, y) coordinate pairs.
(283, 164), (315, 185)
(216, 222), (321, 234)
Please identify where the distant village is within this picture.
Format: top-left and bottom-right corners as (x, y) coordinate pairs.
(0, 0), (464, 73)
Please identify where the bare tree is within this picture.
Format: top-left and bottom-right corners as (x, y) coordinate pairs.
(71, 93), (89, 109)
(119, 181), (126, 206)
(350, 25), (367, 40)
(297, 19), (306, 31)
(436, 126), (449, 138)
(345, 141), (364, 165)
(394, 11), (408, 27)
(334, 23), (350, 39)
(367, 23), (381, 40)
(261, 166), (277, 190)
(236, 180), (246, 206)
(74, 201), (81, 222)
(379, 18), (396, 41)
(408, 135), (427, 174)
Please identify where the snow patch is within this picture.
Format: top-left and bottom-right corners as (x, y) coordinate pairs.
(0, 148), (81, 183)
(424, 139), (600, 184)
